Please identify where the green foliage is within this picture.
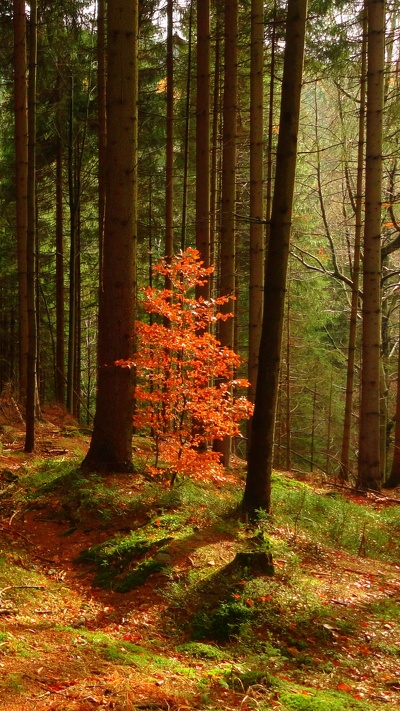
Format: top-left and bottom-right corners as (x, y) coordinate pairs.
(279, 688), (365, 711)
(77, 532), (171, 591)
(192, 601), (255, 642)
(176, 642), (225, 660)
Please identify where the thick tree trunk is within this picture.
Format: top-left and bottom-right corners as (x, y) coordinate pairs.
(13, 0), (29, 404)
(357, 0), (385, 491)
(82, 0), (138, 472)
(242, 0), (308, 517)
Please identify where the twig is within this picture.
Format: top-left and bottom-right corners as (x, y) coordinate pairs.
(0, 585), (45, 595)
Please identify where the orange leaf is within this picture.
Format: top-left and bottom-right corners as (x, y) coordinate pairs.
(337, 683), (352, 692)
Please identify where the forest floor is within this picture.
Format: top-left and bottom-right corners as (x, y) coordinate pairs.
(0, 404), (400, 711)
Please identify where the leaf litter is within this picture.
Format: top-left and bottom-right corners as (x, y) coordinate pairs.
(0, 415), (399, 710)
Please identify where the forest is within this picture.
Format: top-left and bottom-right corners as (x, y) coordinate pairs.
(0, 1), (400, 710)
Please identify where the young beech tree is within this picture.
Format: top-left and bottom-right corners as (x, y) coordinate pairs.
(118, 249), (253, 483)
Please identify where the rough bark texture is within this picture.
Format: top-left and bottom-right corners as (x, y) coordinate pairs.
(242, 0), (308, 517)
(339, 6), (367, 481)
(248, 0), (264, 419)
(13, 0), (29, 403)
(83, 0), (137, 472)
(195, 0), (210, 301)
(24, 0), (38, 453)
(214, 0), (238, 467)
(357, 0), (385, 491)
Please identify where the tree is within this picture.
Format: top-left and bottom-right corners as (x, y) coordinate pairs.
(357, 0), (385, 491)
(195, 0), (210, 301)
(248, 0), (264, 425)
(13, 0), (28, 403)
(82, 0), (138, 471)
(24, 0), (38, 452)
(121, 249), (252, 483)
(214, 0), (238, 467)
(242, 0), (308, 517)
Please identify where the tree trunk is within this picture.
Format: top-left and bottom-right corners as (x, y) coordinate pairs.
(339, 5), (367, 481)
(97, 0), (106, 288)
(214, 0), (238, 467)
(357, 0), (385, 491)
(247, 0), (264, 446)
(165, 0), (174, 267)
(242, 0), (308, 517)
(82, 0), (138, 472)
(55, 58), (65, 405)
(13, 0), (29, 404)
(24, 0), (38, 453)
(195, 0), (210, 300)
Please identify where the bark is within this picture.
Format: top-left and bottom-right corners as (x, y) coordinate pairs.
(13, 0), (28, 403)
(55, 59), (65, 405)
(82, 0), (138, 472)
(195, 0), (210, 300)
(357, 0), (385, 491)
(98, 0), (106, 287)
(339, 5), (367, 481)
(214, 0), (238, 467)
(248, 0), (264, 414)
(242, 0), (308, 517)
(165, 0), (174, 267)
(24, 0), (38, 453)
(384, 306), (400, 488)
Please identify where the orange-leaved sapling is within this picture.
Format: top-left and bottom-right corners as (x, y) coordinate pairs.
(117, 248), (253, 483)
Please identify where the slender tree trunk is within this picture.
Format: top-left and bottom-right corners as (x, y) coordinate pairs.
(242, 0), (308, 517)
(55, 56), (65, 405)
(66, 74), (77, 413)
(340, 10), (367, 481)
(195, 0), (210, 300)
(247, 0), (264, 428)
(83, 0), (138, 472)
(214, 0), (238, 467)
(13, 0), (28, 404)
(181, 0), (193, 251)
(210, 19), (221, 293)
(165, 0), (174, 266)
(357, 0), (385, 491)
(24, 0), (37, 452)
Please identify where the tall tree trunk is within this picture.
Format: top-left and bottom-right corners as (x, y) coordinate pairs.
(24, 0), (37, 452)
(195, 0), (210, 300)
(13, 0), (28, 404)
(55, 57), (65, 405)
(339, 6), (367, 481)
(247, 0), (264, 445)
(181, 0), (193, 251)
(357, 0), (385, 491)
(214, 0), (238, 467)
(66, 74), (77, 413)
(83, 0), (138, 472)
(97, 0), (106, 287)
(165, 0), (174, 267)
(242, 0), (308, 517)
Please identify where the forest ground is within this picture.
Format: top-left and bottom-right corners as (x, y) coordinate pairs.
(0, 401), (400, 711)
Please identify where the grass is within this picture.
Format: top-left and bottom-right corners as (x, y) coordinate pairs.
(1, 448), (400, 710)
